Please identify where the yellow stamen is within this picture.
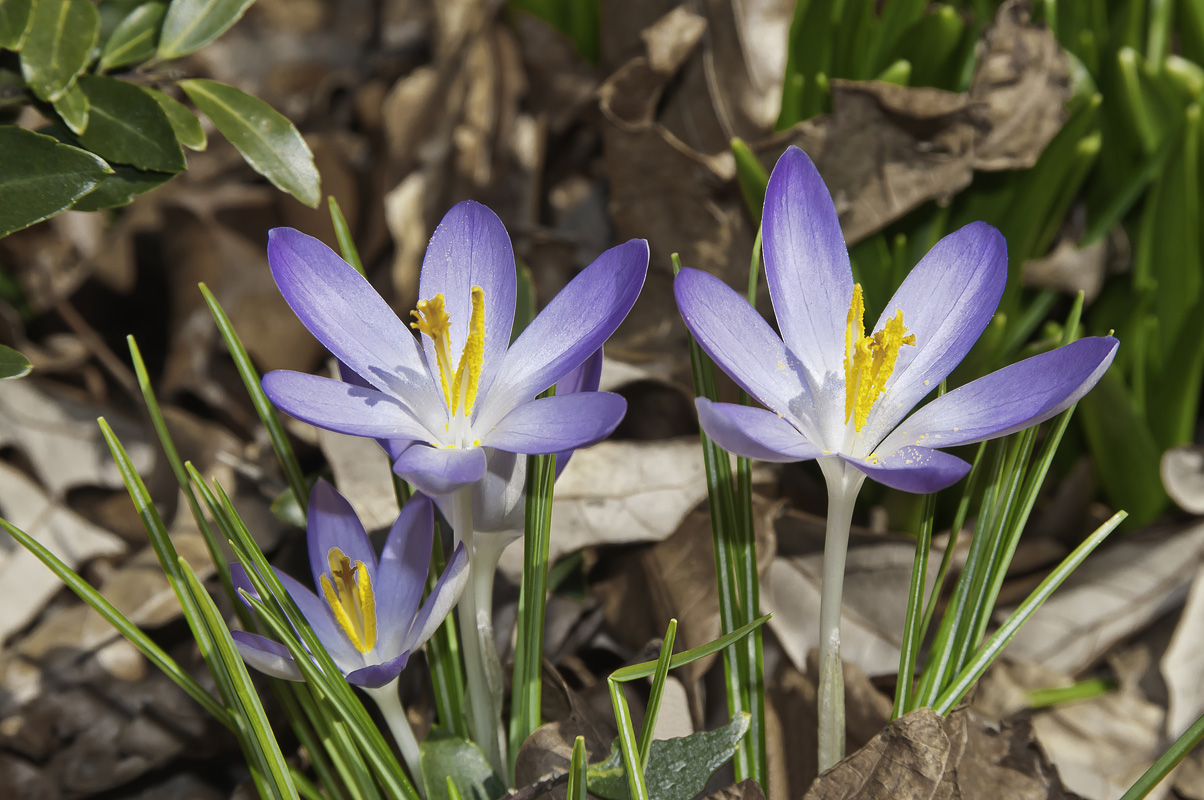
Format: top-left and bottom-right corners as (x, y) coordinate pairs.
(410, 287), (487, 416)
(320, 548), (377, 654)
(843, 284), (917, 432)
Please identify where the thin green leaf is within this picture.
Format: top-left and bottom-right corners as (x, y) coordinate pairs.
(147, 87), (208, 150)
(0, 125), (111, 236)
(610, 615), (771, 683)
(1028, 677), (1116, 709)
(53, 80), (89, 134)
(180, 78), (321, 207)
(157, 0), (255, 59)
(99, 1), (166, 71)
(1120, 707), (1204, 800)
(933, 511), (1128, 714)
(77, 75), (186, 171)
(328, 195), (363, 274)
(730, 137), (768, 220)
(0, 343), (31, 378)
(567, 736), (587, 800)
(638, 619), (677, 770)
(607, 677), (650, 800)
(893, 490), (935, 718)
(19, 0), (98, 101)
(425, 516), (467, 741)
(0, 0), (33, 50)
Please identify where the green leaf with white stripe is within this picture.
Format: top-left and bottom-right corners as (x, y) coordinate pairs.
(0, 0), (33, 49)
(0, 126), (111, 237)
(19, 0), (98, 101)
(147, 87), (206, 150)
(180, 78), (320, 206)
(157, 0), (255, 59)
(99, 1), (166, 71)
(77, 75), (185, 171)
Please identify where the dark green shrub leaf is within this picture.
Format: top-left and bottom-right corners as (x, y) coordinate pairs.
(157, 0), (254, 59)
(0, 344), (31, 379)
(53, 79), (89, 133)
(587, 713), (750, 800)
(72, 163), (175, 210)
(180, 78), (320, 206)
(76, 75), (186, 172)
(0, 126), (111, 236)
(147, 87), (206, 150)
(0, 0), (33, 49)
(99, 2), (166, 71)
(420, 729), (506, 800)
(19, 0), (98, 101)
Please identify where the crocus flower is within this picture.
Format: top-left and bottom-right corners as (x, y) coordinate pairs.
(261, 202), (648, 499)
(674, 146), (1118, 492)
(231, 480), (467, 689)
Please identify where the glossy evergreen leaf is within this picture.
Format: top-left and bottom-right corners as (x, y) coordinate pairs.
(72, 163), (175, 210)
(0, 344), (31, 379)
(146, 86), (206, 150)
(0, 125), (111, 237)
(19, 0), (98, 101)
(157, 0), (254, 59)
(420, 730), (505, 800)
(587, 713), (750, 800)
(0, 0), (33, 49)
(52, 79), (89, 133)
(99, 1), (166, 71)
(76, 75), (185, 171)
(180, 78), (320, 206)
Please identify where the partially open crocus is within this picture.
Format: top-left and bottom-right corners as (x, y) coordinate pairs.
(230, 480), (466, 690)
(261, 201), (648, 499)
(673, 145), (1117, 770)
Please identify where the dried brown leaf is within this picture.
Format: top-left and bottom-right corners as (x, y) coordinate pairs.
(1162, 444), (1204, 515)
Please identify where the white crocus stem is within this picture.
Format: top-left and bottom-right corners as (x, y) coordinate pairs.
(364, 679), (425, 797)
(816, 458), (866, 773)
(451, 487), (508, 778)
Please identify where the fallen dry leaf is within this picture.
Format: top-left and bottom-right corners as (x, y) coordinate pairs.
(1161, 563), (1204, 739)
(1162, 444), (1204, 514)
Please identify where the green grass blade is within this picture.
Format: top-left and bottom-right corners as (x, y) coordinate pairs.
(608, 677), (650, 800)
(933, 511), (1127, 714)
(892, 489), (935, 718)
(567, 735), (588, 800)
(425, 517), (468, 740)
(610, 615), (771, 683)
(638, 619), (678, 770)
(328, 195), (364, 275)
(1119, 707), (1204, 800)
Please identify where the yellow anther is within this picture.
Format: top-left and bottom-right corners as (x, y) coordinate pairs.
(410, 287), (486, 417)
(843, 284), (916, 432)
(320, 548), (377, 654)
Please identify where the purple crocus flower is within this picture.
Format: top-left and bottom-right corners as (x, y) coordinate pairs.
(231, 480), (467, 689)
(674, 146), (1118, 492)
(260, 202), (648, 499)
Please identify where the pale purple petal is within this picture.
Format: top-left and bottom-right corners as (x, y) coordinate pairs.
(876, 337), (1119, 454)
(859, 222), (1007, 444)
(263, 371), (435, 442)
(478, 239), (648, 430)
(337, 361), (413, 460)
(485, 392), (626, 455)
(229, 563), (260, 606)
(345, 651), (410, 688)
(267, 229), (437, 407)
(273, 570), (362, 668)
(762, 147), (854, 383)
(405, 543), (468, 652)
(846, 447), (972, 493)
(417, 202), (517, 400)
(307, 480), (377, 589)
(675, 267), (819, 438)
(696, 398), (827, 463)
(554, 347), (604, 476)
(393, 443), (488, 497)
(232, 631), (303, 681)
(376, 494), (434, 657)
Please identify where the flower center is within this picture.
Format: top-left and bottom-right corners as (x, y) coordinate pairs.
(320, 547), (377, 654)
(843, 283), (916, 433)
(410, 288), (486, 422)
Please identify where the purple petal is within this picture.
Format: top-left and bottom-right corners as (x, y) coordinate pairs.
(554, 347), (604, 476)
(307, 480), (377, 590)
(479, 239), (648, 429)
(263, 371), (435, 441)
(859, 222), (1008, 444)
(876, 337), (1119, 454)
(273, 569), (362, 669)
(338, 361), (413, 459)
(846, 447), (972, 493)
(675, 267), (819, 438)
(345, 651), (410, 688)
(417, 202), (517, 400)
(405, 543), (469, 652)
(232, 631), (303, 681)
(762, 147), (854, 384)
(696, 398), (827, 463)
(229, 562), (260, 607)
(267, 229), (437, 405)
(485, 392), (627, 455)
(393, 443), (488, 497)
(376, 494), (434, 657)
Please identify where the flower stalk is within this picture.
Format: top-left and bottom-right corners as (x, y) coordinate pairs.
(364, 680), (424, 794)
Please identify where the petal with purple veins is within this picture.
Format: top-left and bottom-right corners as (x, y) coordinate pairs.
(376, 494), (434, 657)
(406, 543), (469, 651)
(345, 651), (410, 688)
(307, 480), (378, 589)
(393, 443), (488, 497)
(485, 392), (627, 455)
(263, 371), (437, 442)
(696, 398), (827, 463)
(846, 446), (972, 494)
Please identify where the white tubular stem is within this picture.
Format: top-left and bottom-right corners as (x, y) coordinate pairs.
(816, 459), (865, 773)
(365, 679), (425, 797)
